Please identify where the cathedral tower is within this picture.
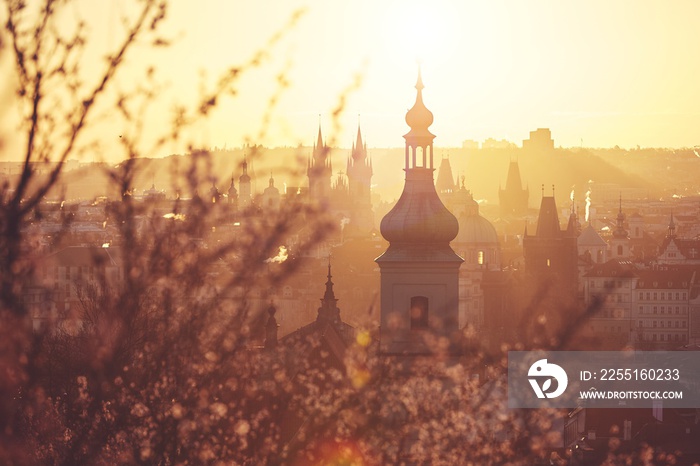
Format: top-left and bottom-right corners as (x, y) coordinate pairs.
(307, 123), (332, 201)
(522, 191), (578, 300)
(375, 68), (463, 355)
(346, 124), (374, 234)
(499, 159), (529, 217)
(239, 157), (252, 208)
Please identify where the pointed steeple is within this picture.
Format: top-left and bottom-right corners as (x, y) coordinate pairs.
(317, 256), (340, 325)
(534, 195), (562, 238)
(505, 159), (524, 191)
(436, 155), (456, 194)
(311, 118), (329, 167)
(323, 258), (336, 302)
(499, 157), (529, 217)
(613, 193), (628, 239)
(668, 213), (677, 239)
(352, 123), (366, 162)
(566, 207), (579, 237)
(315, 117), (323, 151)
(264, 303), (278, 350)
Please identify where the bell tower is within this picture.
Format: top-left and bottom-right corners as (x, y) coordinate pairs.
(375, 68), (463, 355)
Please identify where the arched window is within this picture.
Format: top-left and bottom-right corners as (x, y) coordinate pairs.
(410, 296), (429, 330)
(477, 250), (484, 265)
(617, 245), (623, 255)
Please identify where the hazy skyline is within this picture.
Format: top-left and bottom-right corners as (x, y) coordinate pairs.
(4, 0), (700, 161)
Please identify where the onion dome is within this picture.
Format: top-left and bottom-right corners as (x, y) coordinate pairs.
(380, 168), (459, 245)
(405, 69), (434, 132)
(377, 67), (461, 263)
(403, 67), (436, 145)
(457, 215), (498, 245)
(264, 173), (279, 195)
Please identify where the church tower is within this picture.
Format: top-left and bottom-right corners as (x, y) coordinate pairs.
(239, 157), (252, 208)
(375, 68), (463, 355)
(346, 124), (374, 234)
(227, 174), (238, 209)
(609, 195), (631, 259)
(522, 190), (578, 300)
(499, 159), (529, 217)
(307, 123), (332, 201)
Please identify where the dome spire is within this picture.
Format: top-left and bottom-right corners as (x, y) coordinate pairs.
(613, 193), (628, 239)
(404, 64), (435, 158)
(379, 67), (460, 253)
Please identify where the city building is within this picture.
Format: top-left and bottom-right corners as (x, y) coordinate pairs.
(522, 128), (554, 152)
(498, 159), (529, 218)
(345, 125), (374, 235)
(375, 68), (463, 355)
(307, 124), (332, 201)
(523, 191), (579, 302)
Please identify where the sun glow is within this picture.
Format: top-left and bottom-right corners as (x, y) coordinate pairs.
(382, 0), (456, 65)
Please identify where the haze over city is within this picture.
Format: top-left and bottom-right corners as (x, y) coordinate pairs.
(3, 1), (700, 464)
(3, 0), (700, 162)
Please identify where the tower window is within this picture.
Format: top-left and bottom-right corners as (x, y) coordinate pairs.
(546, 258), (551, 267)
(617, 245), (623, 255)
(477, 250), (484, 265)
(410, 296), (429, 330)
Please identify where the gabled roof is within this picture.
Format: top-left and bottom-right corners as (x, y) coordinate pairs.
(659, 237), (700, 259)
(578, 224), (607, 247)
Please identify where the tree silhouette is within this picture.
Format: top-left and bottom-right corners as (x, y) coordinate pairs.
(0, 2), (686, 465)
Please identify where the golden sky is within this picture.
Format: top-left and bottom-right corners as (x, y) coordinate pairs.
(5, 0), (700, 160)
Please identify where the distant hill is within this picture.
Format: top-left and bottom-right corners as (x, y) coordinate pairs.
(11, 146), (699, 205)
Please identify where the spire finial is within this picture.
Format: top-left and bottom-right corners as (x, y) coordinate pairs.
(619, 192), (622, 213)
(416, 62), (425, 91)
(404, 64), (434, 139)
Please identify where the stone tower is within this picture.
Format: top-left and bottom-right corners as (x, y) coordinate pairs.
(375, 68), (463, 355)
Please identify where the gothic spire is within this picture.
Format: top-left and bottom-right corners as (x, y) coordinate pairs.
(317, 256), (340, 325)
(315, 116), (323, 150)
(323, 257), (336, 302)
